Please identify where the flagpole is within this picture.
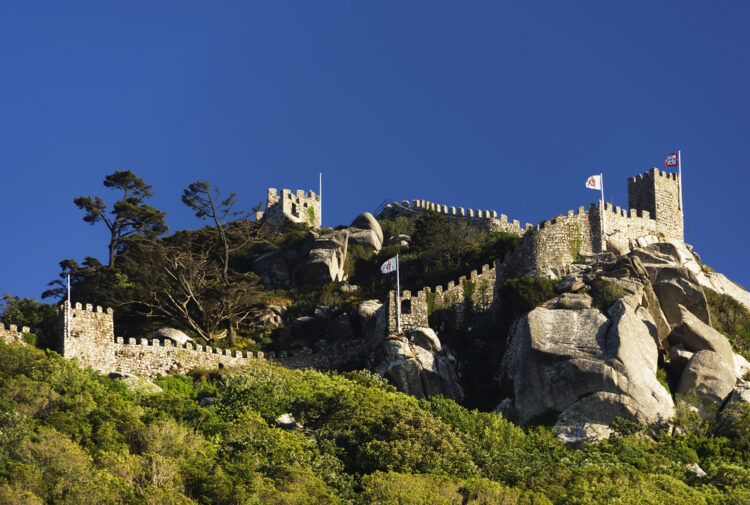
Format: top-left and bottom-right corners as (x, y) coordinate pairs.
(66, 274), (71, 340)
(678, 150), (683, 213)
(396, 254), (401, 333)
(319, 172), (322, 227)
(600, 172), (606, 251)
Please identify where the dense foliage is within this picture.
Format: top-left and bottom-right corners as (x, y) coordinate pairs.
(2, 342), (750, 504)
(705, 288), (750, 360)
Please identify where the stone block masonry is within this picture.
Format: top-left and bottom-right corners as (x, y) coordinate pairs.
(259, 188), (321, 229)
(0, 323), (31, 345)
(379, 199), (533, 234)
(388, 263), (497, 333)
(385, 169), (685, 330)
(47, 302), (363, 379)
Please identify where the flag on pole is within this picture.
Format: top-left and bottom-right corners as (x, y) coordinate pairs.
(585, 175), (602, 190)
(380, 256), (397, 274)
(665, 152), (679, 167)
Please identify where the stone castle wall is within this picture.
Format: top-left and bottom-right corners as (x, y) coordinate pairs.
(387, 289), (429, 334)
(259, 188), (321, 228)
(388, 263), (497, 333)
(379, 199), (533, 234)
(627, 169), (683, 241)
(48, 302), (362, 379)
(0, 323), (31, 345)
(385, 169), (684, 329)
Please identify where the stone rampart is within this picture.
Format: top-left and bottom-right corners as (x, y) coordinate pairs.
(379, 199), (533, 234)
(388, 263), (497, 332)
(42, 302), (365, 378)
(387, 289), (429, 334)
(0, 323), (31, 345)
(259, 187), (321, 229)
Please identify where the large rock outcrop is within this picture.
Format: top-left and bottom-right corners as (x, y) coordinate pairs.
(501, 300), (674, 444)
(351, 300), (387, 349)
(373, 328), (463, 402)
(292, 230), (349, 286)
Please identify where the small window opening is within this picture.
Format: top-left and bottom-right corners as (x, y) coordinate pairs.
(401, 299), (412, 314)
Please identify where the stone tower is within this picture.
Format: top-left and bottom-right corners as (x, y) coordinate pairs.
(258, 188), (321, 229)
(55, 302), (116, 371)
(627, 168), (684, 241)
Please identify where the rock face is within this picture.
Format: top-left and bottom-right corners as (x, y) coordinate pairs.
(252, 250), (297, 290)
(677, 350), (737, 412)
(501, 300), (674, 444)
(499, 240), (750, 442)
(350, 212), (384, 245)
(153, 328), (193, 345)
(383, 234), (411, 248)
(292, 230), (349, 286)
(351, 300), (387, 349)
(373, 328), (463, 402)
(348, 228), (382, 252)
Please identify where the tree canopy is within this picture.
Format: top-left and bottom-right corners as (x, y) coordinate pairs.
(74, 170), (168, 266)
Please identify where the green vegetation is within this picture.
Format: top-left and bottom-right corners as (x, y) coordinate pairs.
(2, 341), (750, 504)
(499, 277), (557, 317)
(589, 278), (627, 312)
(704, 288), (750, 360)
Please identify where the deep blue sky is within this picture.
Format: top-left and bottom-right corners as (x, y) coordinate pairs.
(2, 2), (749, 301)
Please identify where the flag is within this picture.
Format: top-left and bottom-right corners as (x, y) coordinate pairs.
(380, 256), (397, 274)
(585, 175), (602, 190)
(665, 152), (679, 167)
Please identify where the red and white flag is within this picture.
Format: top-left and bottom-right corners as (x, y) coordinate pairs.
(380, 256), (397, 274)
(665, 152), (679, 167)
(585, 175), (602, 190)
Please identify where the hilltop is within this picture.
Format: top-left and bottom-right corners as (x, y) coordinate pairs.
(3, 168), (750, 502)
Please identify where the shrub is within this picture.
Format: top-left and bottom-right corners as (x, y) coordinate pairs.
(500, 277), (557, 317)
(589, 278), (627, 311)
(704, 287), (750, 359)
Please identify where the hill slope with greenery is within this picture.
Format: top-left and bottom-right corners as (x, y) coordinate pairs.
(2, 341), (750, 504)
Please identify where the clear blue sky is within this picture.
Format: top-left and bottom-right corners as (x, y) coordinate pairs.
(2, 1), (749, 301)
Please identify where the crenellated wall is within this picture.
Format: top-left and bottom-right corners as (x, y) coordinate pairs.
(0, 323), (31, 345)
(259, 188), (321, 229)
(379, 169), (683, 272)
(379, 199), (534, 234)
(388, 263), (497, 333)
(42, 302), (363, 378)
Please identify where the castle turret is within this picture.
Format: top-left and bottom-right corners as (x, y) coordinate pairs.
(261, 188), (321, 229)
(627, 168), (683, 241)
(55, 302), (116, 371)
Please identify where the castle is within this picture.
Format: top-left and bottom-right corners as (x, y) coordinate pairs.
(257, 188), (321, 228)
(0, 302), (364, 378)
(386, 168), (684, 332)
(0, 168), (684, 376)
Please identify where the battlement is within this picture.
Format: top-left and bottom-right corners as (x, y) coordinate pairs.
(261, 187), (321, 229)
(628, 167), (679, 183)
(380, 199), (533, 234)
(0, 323), (31, 345)
(388, 262), (497, 333)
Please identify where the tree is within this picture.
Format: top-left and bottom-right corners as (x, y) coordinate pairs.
(181, 181), (262, 285)
(122, 234), (262, 344)
(74, 171), (168, 266)
(410, 210), (449, 253)
(182, 182), (264, 343)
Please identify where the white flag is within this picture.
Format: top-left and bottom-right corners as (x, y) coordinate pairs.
(585, 175), (602, 190)
(380, 256), (397, 274)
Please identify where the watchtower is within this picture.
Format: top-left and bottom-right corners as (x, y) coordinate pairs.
(55, 302), (116, 371)
(627, 168), (684, 241)
(259, 188), (321, 229)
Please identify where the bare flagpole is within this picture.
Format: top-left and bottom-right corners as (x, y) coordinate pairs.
(66, 274), (71, 339)
(600, 173), (606, 251)
(319, 172), (322, 227)
(396, 254), (401, 333)
(678, 150), (683, 214)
